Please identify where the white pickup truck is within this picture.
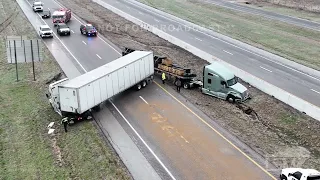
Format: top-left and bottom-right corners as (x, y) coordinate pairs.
(32, 1), (43, 12)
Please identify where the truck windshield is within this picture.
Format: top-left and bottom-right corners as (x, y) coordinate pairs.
(53, 15), (63, 19)
(42, 28), (50, 31)
(227, 76), (237, 86)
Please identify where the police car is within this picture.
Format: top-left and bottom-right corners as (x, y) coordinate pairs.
(80, 24), (97, 37)
(280, 168), (320, 180)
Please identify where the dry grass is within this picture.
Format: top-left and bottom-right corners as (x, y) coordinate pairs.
(250, 0), (320, 13)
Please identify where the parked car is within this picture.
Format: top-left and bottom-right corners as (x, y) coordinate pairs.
(39, 25), (53, 38)
(80, 24), (97, 36)
(57, 23), (71, 36)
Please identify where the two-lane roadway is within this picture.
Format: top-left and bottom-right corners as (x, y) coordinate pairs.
(29, 0), (121, 71)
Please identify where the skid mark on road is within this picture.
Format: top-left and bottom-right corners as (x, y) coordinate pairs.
(153, 81), (277, 180)
(146, 103), (190, 144)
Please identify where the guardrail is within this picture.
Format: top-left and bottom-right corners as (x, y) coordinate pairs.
(93, 0), (320, 121)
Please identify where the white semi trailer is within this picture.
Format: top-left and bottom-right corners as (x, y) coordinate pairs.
(46, 51), (154, 122)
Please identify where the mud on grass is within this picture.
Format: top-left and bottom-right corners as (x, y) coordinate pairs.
(0, 0), (130, 179)
(58, 0), (320, 169)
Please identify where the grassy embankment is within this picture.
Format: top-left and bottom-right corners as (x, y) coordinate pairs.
(0, 0), (130, 178)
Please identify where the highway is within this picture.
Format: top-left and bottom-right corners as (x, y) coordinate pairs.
(22, 0), (277, 179)
(203, 0), (320, 31)
(33, 0), (121, 71)
(99, 0), (320, 108)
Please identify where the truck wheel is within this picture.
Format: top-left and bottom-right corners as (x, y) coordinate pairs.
(142, 81), (147, 88)
(92, 105), (101, 112)
(136, 84), (142, 91)
(183, 83), (190, 89)
(226, 95), (236, 103)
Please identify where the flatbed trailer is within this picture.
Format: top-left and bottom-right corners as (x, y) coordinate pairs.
(122, 47), (203, 89)
(154, 67), (203, 89)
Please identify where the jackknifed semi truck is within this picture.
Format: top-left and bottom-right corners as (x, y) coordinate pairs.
(123, 48), (250, 103)
(46, 51), (154, 122)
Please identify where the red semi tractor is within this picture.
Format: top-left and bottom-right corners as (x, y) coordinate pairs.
(52, 8), (71, 26)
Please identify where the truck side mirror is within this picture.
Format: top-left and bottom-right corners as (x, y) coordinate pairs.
(221, 81), (227, 88)
(45, 93), (49, 98)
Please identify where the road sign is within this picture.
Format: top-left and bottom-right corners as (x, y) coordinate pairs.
(5, 36), (44, 81)
(6, 38), (43, 63)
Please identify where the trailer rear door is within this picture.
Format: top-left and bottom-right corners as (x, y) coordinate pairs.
(59, 87), (79, 113)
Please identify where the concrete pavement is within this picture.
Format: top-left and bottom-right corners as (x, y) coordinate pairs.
(111, 80), (278, 179)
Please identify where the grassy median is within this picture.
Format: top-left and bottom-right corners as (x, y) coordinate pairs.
(246, 3), (320, 23)
(0, 0), (130, 178)
(138, 0), (320, 70)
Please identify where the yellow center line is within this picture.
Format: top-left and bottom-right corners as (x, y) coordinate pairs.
(154, 81), (277, 180)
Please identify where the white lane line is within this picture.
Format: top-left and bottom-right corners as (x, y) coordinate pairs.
(195, 37), (202, 41)
(71, 30), (74, 33)
(223, 50), (233, 55)
(260, 66), (272, 73)
(96, 54), (102, 59)
(154, 19), (160, 22)
(25, 0), (87, 72)
(138, 11), (143, 15)
(97, 36), (121, 55)
(110, 101), (176, 180)
(82, 41), (87, 45)
(123, 0), (320, 82)
(311, 89), (320, 95)
(52, 0), (121, 55)
(139, 96), (149, 104)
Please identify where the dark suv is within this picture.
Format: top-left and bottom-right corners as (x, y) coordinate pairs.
(80, 24), (97, 37)
(41, 10), (51, 18)
(57, 23), (71, 36)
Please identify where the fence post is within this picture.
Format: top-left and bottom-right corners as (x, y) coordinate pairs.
(31, 40), (36, 81)
(9, 40), (12, 64)
(23, 40), (26, 63)
(37, 39), (40, 62)
(14, 40), (18, 82)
